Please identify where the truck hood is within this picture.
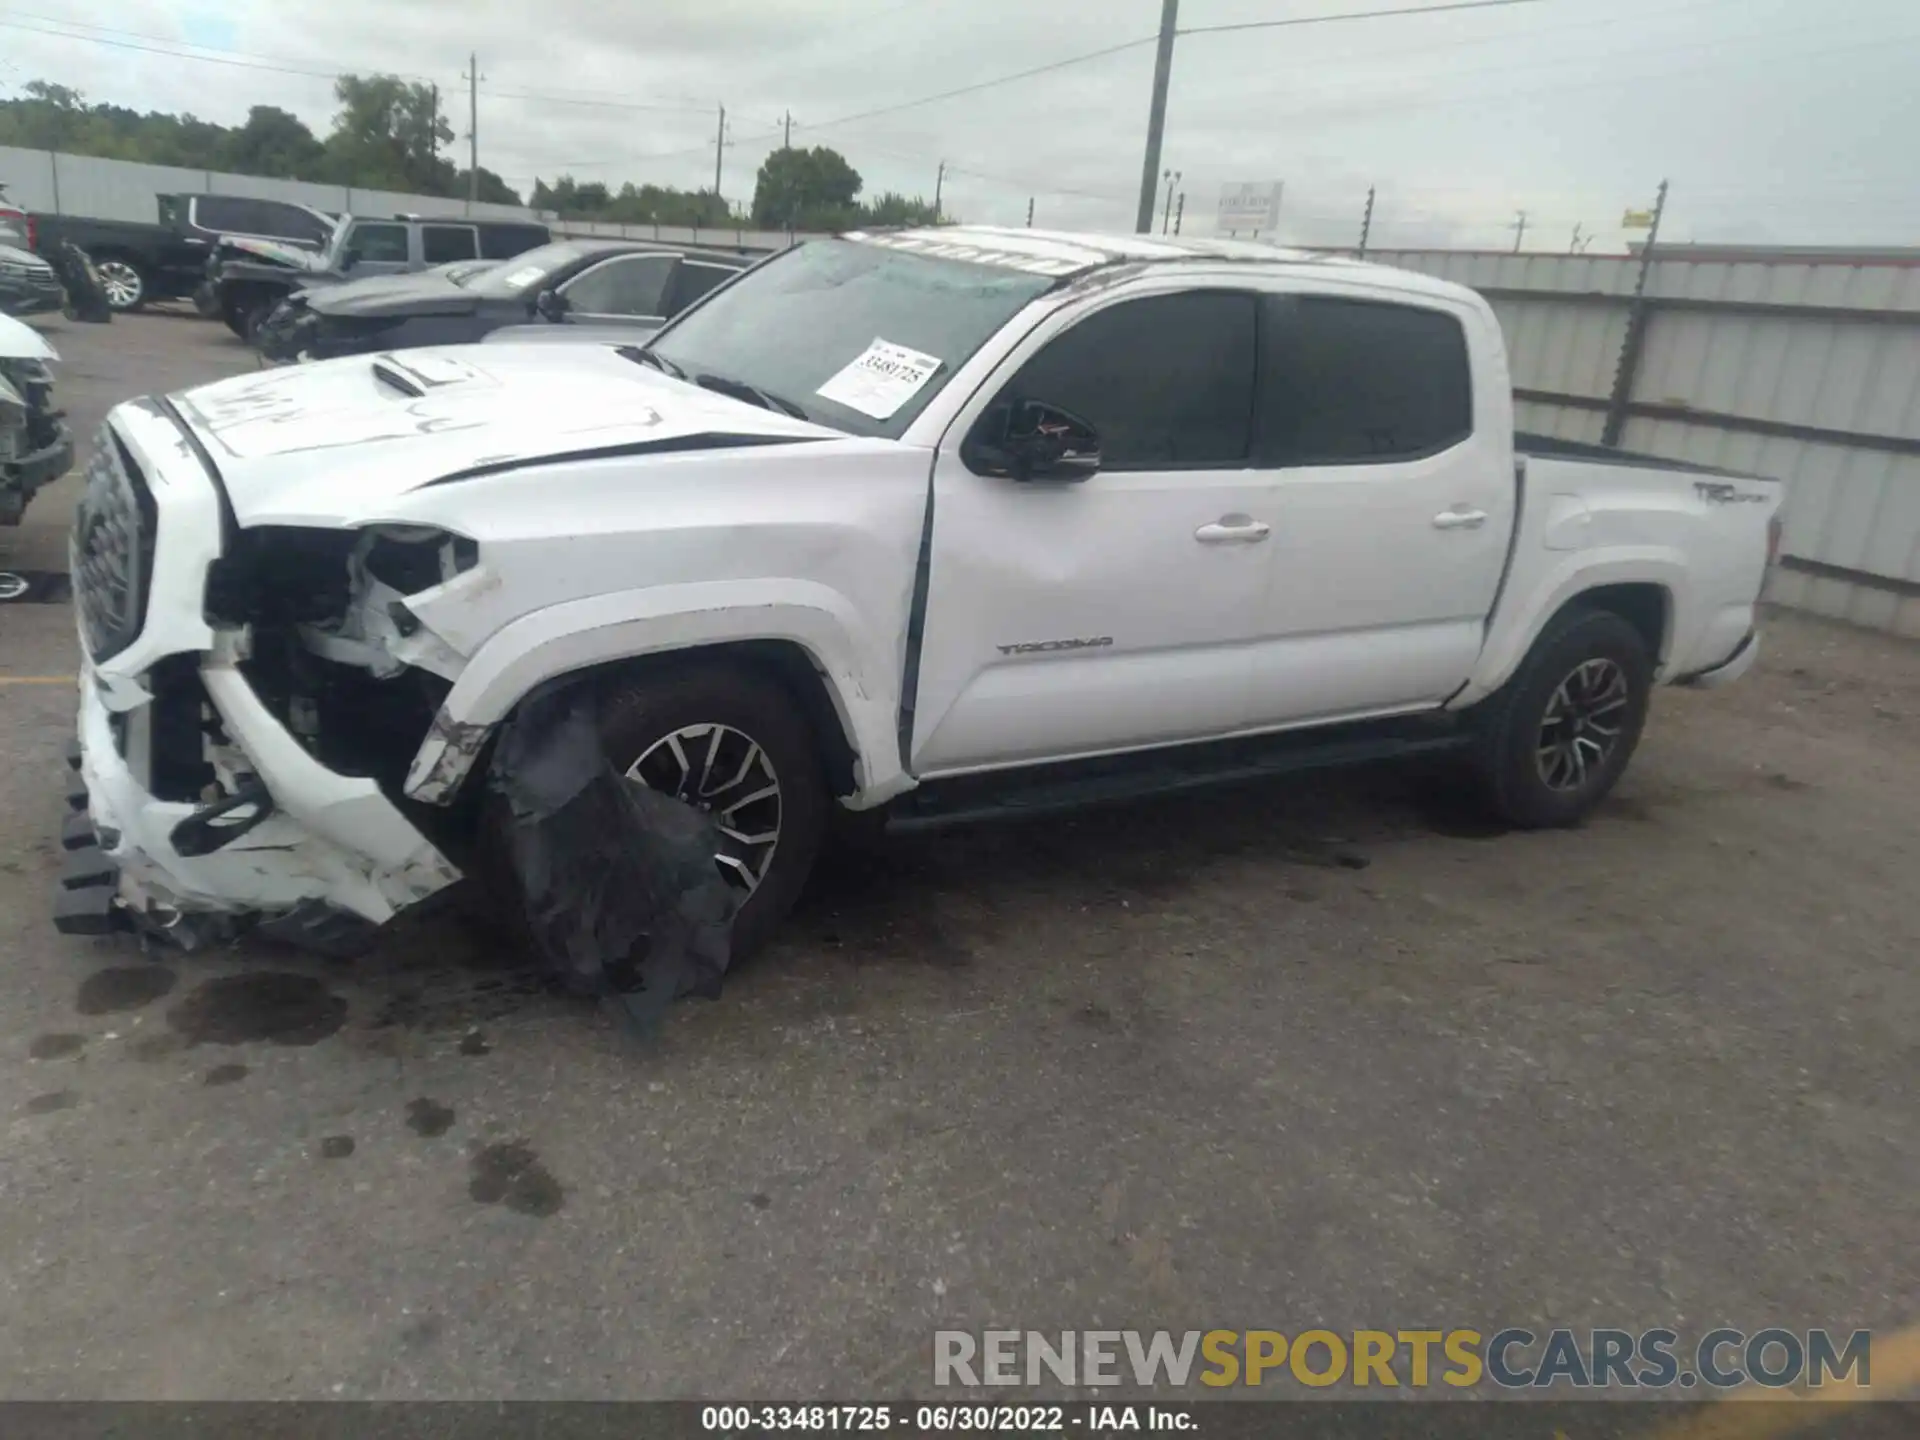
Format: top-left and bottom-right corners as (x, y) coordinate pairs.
(0, 310), (57, 361)
(223, 236), (331, 273)
(165, 343), (837, 526)
(302, 272), (480, 320)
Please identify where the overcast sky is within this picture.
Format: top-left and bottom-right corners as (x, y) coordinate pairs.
(2, 0), (1917, 252)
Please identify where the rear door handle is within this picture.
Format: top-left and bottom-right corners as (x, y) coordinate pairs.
(1432, 508), (1489, 530)
(1195, 515), (1271, 544)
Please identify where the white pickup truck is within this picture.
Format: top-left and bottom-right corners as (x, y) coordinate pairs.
(60, 227), (1782, 962)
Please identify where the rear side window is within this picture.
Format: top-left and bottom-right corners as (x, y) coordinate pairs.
(1259, 296), (1472, 465)
(190, 196), (331, 245)
(662, 259), (740, 315)
(561, 254), (677, 316)
(422, 225), (478, 263)
(999, 290), (1256, 469)
(478, 223), (551, 259)
(346, 222), (409, 263)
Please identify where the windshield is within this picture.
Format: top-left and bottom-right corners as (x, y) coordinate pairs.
(644, 238), (1056, 438)
(463, 242), (594, 298)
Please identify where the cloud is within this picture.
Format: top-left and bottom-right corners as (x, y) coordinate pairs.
(4, 0), (1918, 249)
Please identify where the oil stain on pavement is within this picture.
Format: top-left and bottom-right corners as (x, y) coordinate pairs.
(76, 965), (177, 1015)
(203, 1064), (248, 1086)
(469, 1142), (564, 1217)
(405, 1098), (455, 1137)
(166, 973), (348, 1047)
(318, 1136), (355, 1159)
(28, 1032), (84, 1060)
(26, 1090), (78, 1114)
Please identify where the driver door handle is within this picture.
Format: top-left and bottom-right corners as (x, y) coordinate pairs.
(1432, 507), (1489, 530)
(1195, 515), (1271, 544)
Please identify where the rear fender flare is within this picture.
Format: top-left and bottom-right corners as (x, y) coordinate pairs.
(1452, 548), (1686, 709)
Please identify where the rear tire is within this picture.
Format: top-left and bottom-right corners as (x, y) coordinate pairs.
(93, 255), (147, 312)
(1471, 606), (1653, 828)
(596, 663), (830, 961)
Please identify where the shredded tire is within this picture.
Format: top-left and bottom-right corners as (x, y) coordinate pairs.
(596, 661), (830, 962)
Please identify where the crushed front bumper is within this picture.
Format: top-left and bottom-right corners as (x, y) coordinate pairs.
(58, 647), (462, 946)
(1, 421), (73, 523)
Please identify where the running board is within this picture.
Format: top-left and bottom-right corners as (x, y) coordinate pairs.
(887, 716), (1473, 834)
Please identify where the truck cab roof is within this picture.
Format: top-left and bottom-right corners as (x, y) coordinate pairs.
(843, 224), (1481, 308)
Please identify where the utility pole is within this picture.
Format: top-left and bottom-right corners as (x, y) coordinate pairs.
(713, 103), (727, 204)
(1603, 178), (1670, 447)
(1160, 168), (1181, 234)
(1134, 0), (1180, 233)
(934, 161), (945, 223)
(1510, 209), (1528, 253)
(1173, 192), (1185, 235)
(1358, 185), (1375, 257)
(463, 53), (481, 206)
(783, 110), (792, 150)
(1025, 196), (1034, 228)
(429, 84), (439, 166)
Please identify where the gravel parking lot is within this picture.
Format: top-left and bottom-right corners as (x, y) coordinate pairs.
(2, 314), (1917, 1403)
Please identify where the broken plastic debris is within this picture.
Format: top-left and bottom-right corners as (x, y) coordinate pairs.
(487, 683), (739, 1034)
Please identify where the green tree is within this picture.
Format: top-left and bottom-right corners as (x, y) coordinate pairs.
(751, 145), (862, 230)
(457, 166), (522, 206)
(224, 106), (325, 178)
(860, 191), (943, 226)
(6, 81), (85, 149)
(322, 74), (453, 193)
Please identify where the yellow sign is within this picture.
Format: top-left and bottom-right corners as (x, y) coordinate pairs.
(1623, 209), (1656, 228)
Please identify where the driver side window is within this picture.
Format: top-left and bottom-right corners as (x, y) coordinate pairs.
(991, 290), (1257, 470)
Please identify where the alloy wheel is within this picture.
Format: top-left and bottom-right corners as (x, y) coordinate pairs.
(95, 260), (142, 310)
(627, 723), (782, 893)
(1535, 657), (1630, 792)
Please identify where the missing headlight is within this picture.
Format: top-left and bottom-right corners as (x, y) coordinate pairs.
(361, 525), (479, 597)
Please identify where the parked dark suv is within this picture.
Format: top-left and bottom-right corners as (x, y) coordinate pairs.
(213, 214), (552, 340)
(254, 239), (749, 362)
(35, 193), (336, 312)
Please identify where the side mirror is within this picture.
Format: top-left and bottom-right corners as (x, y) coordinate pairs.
(534, 287), (570, 321)
(964, 398), (1101, 482)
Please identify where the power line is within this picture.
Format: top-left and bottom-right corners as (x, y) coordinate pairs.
(1178, 0), (1545, 40)
(481, 89), (718, 116)
(0, 10), (716, 116)
(0, 7), (439, 77)
(0, 15), (392, 82)
(797, 35), (1159, 136)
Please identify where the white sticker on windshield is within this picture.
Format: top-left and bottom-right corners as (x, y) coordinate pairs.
(500, 264), (545, 290)
(814, 338), (944, 420)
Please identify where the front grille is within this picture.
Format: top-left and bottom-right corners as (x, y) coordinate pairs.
(71, 429), (156, 662)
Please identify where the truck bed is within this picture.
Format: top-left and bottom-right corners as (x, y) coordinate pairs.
(1516, 431), (1768, 482)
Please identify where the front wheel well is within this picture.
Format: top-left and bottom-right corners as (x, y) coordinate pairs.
(494, 642), (863, 799)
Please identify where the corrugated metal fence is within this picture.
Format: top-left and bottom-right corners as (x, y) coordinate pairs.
(1366, 247), (1920, 638)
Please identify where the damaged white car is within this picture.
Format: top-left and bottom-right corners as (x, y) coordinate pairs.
(61, 228), (1783, 1009)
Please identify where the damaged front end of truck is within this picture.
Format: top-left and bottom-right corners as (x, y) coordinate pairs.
(59, 385), (742, 1023)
